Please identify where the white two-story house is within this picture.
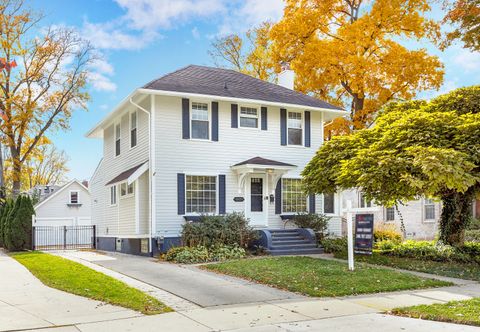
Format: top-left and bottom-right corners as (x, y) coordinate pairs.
(87, 65), (346, 256)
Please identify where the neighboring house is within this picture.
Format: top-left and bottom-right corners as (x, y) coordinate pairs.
(87, 64), (346, 256)
(33, 179), (92, 227)
(339, 189), (441, 240)
(28, 184), (62, 203)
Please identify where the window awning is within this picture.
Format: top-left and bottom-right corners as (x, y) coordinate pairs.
(105, 161), (149, 186)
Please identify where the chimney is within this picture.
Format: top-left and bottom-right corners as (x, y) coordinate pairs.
(82, 180), (89, 188)
(278, 62), (294, 90)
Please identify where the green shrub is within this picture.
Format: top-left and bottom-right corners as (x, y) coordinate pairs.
(465, 230), (480, 242)
(321, 237), (347, 254)
(375, 239), (397, 251)
(0, 199), (13, 248)
(181, 212), (258, 248)
(374, 224), (403, 243)
(468, 218), (480, 230)
(163, 245), (246, 264)
(4, 196), (35, 251)
(292, 213), (329, 239)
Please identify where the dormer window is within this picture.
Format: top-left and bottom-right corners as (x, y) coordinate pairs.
(239, 106), (258, 128)
(191, 102), (209, 140)
(287, 111), (302, 145)
(115, 123), (121, 156)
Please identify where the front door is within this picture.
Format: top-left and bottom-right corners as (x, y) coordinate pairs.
(246, 175), (267, 226)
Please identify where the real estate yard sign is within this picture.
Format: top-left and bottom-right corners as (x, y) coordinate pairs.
(354, 214), (374, 255)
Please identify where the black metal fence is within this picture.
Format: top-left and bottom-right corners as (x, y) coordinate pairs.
(32, 225), (96, 250)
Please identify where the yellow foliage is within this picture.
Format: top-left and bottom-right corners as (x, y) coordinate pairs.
(270, 0), (444, 134)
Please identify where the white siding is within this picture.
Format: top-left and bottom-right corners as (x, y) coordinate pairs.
(90, 98), (150, 237)
(153, 95), (328, 238)
(34, 181), (91, 226)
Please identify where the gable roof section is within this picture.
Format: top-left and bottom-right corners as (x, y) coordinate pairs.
(34, 179), (90, 210)
(105, 162), (147, 186)
(143, 65), (342, 111)
(232, 157), (296, 168)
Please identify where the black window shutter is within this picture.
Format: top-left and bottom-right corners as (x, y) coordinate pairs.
(231, 104), (238, 128)
(309, 195), (316, 213)
(261, 107), (267, 130)
(280, 108), (287, 146)
(219, 174), (226, 214)
(212, 101), (219, 141)
(182, 98), (190, 139)
(177, 173), (185, 215)
(275, 179), (282, 214)
(305, 111), (311, 147)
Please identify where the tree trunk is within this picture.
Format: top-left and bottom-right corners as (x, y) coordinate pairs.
(352, 95), (365, 130)
(10, 147), (22, 197)
(439, 188), (475, 247)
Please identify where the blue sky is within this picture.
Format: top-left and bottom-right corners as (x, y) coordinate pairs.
(29, 0), (480, 181)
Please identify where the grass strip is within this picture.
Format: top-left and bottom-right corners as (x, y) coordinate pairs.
(12, 251), (172, 315)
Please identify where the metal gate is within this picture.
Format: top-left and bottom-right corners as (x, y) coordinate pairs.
(32, 225), (96, 250)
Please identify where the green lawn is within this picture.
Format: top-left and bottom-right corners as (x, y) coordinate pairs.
(392, 298), (480, 327)
(204, 256), (451, 297)
(335, 252), (480, 281)
(12, 252), (171, 315)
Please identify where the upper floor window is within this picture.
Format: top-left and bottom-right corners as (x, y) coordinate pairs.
(130, 111), (137, 148)
(239, 106), (258, 128)
(120, 182), (134, 197)
(424, 198), (435, 220)
(386, 207), (395, 221)
(191, 102), (209, 140)
(360, 192), (372, 208)
(287, 111), (302, 145)
(186, 175), (216, 213)
(110, 185), (117, 205)
(115, 123), (121, 156)
(69, 191), (79, 204)
(323, 193), (335, 214)
(282, 178), (307, 213)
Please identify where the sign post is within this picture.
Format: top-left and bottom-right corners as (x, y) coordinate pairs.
(346, 200), (354, 271)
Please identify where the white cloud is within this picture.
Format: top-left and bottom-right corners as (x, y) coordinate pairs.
(453, 48), (480, 72)
(88, 58), (117, 92)
(192, 26), (200, 39)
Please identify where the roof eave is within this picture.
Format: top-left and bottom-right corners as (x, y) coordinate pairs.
(137, 88), (345, 114)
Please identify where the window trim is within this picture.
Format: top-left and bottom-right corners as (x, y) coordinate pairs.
(238, 105), (260, 130)
(130, 110), (138, 149)
(359, 192), (372, 208)
(281, 177), (308, 214)
(185, 174), (218, 215)
(385, 207), (395, 222)
(114, 121), (121, 157)
(119, 181), (135, 199)
(423, 198), (436, 222)
(323, 193), (336, 215)
(287, 110), (304, 147)
(109, 185), (117, 206)
(190, 101), (211, 141)
(69, 190), (79, 204)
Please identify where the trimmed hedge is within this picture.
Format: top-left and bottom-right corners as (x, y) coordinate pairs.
(164, 245), (246, 264)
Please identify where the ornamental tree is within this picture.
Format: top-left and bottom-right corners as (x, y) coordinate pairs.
(302, 86), (480, 247)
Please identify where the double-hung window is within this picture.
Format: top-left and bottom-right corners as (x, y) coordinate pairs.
(69, 191), (79, 204)
(130, 111), (137, 148)
(360, 192), (372, 208)
(424, 198), (435, 220)
(386, 207), (395, 221)
(120, 182), (134, 198)
(239, 106), (258, 128)
(110, 186), (117, 205)
(115, 123), (121, 156)
(282, 178), (307, 213)
(287, 111), (302, 145)
(323, 193), (335, 214)
(191, 102), (209, 140)
(186, 175), (216, 213)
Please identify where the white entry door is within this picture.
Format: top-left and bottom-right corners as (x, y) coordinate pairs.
(246, 174), (268, 226)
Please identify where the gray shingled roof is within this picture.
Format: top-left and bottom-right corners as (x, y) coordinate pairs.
(143, 65), (342, 110)
(105, 162), (146, 186)
(233, 157), (296, 168)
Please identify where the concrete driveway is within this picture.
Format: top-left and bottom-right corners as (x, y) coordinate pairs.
(90, 251), (304, 307)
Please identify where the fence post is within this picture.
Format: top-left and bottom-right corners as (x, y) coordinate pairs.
(63, 225), (67, 250)
(92, 225), (96, 249)
(32, 226), (35, 251)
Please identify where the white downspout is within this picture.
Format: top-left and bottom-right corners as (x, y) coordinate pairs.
(129, 96), (154, 255)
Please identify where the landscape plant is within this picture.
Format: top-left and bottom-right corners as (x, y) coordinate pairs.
(164, 244), (246, 264)
(291, 213), (329, 239)
(3, 195), (34, 251)
(303, 86), (480, 247)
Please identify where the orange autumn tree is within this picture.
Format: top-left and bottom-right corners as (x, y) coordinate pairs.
(0, 0), (93, 195)
(442, 0), (480, 52)
(270, 0), (445, 136)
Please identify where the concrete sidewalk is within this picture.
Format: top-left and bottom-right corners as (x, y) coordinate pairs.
(0, 250), (140, 332)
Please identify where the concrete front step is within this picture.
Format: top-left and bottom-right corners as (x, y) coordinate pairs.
(269, 247), (325, 256)
(271, 236), (305, 241)
(270, 233), (301, 238)
(271, 239), (312, 245)
(270, 243), (318, 250)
